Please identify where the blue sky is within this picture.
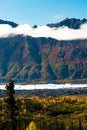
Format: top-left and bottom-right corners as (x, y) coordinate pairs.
(0, 0), (87, 26)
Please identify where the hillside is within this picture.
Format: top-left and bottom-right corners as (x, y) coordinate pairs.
(0, 18), (87, 83)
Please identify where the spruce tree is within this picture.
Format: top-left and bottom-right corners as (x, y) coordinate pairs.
(78, 119), (83, 130)
(5, 79), (17, 130)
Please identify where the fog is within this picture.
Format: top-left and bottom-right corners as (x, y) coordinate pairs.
(0, 23), (87, 40)
(0, 84), (87, 90)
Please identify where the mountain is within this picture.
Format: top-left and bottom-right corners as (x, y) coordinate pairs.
(47, 18), (87, 29)
(0, 19), (18, 27)
(0, 18), (87, 84)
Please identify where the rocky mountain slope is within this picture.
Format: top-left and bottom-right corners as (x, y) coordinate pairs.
(0, 18), (87, 84)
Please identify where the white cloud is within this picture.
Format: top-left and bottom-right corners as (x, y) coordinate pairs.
(1, 84), (87, 90)
(0, 23), (87, 40)
(54, 14), (65, 20)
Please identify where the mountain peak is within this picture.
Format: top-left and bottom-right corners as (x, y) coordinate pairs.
(47, 18), (87, 29)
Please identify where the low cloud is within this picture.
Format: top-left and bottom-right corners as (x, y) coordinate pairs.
(0, 23), (87, 40)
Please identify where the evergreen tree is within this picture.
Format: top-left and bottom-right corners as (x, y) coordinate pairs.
(78, 119), (83, 130)
(59, 122), (65, 130)
(69, 122), (74, 130)
(5, 79), (17, 130)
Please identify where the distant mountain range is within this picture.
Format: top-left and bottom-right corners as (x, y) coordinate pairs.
(0, 18), (87, 84)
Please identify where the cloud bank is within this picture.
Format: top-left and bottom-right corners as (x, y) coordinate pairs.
(0, 23), (87, 40)
(1, 84), (87, 90)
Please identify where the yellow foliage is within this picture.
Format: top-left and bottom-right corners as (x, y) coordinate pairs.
(23, 108), (27, 113)
(26, 121), (38, 130)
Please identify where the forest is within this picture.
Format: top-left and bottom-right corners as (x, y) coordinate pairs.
(0, 80), (87, 130)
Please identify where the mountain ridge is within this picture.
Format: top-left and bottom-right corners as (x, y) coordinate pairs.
(0, 19), (18, 27)
(0, 18), (87, 28)
(47, 18), (87, 29)
(0, 18), (87, 84)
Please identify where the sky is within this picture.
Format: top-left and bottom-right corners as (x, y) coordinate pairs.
(0, 0), (87, 26)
